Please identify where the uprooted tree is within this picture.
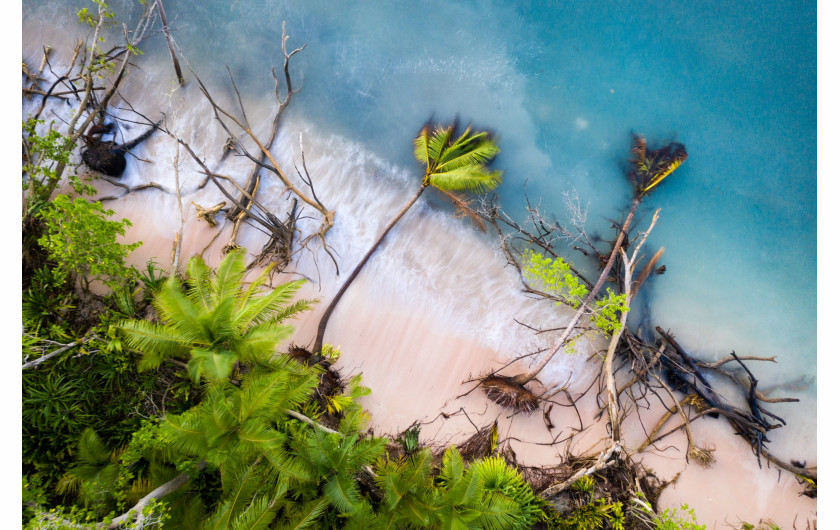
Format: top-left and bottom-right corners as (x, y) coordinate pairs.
(457, 135), (816, 508)
(23, 3), (815, 527)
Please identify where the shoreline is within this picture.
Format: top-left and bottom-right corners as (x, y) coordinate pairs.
(111, 184), (816, 527)
(22, 9), (817, 527)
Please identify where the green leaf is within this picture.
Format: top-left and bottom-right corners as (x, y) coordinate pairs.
(323, 473), (361, 514)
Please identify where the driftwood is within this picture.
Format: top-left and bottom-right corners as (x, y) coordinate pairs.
(457, 159), (816, 497)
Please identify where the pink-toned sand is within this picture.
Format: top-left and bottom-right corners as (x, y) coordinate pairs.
(108, 185), (816, 528)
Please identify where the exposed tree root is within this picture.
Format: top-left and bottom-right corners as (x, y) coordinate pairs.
(479, 375), (541, 414)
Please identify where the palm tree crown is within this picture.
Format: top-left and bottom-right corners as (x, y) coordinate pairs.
(118, 249), (314, 381)
(414, 123), (503, 193)
(312, 122), (503, 356)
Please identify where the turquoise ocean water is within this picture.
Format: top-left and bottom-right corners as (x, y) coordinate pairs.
(23, 1), (816, 455)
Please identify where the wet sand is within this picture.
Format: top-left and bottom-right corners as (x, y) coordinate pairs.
(111, 186), (816, 528)
(23, 14), (817, 528)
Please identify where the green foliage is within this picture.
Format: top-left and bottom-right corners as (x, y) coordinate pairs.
(37, 194), (141, 289)
(553, 497), (625, 530)
(628, 496), (706, 530)
(570, 475), (596, 494)
(468, 455), (544, 529)
(118, 249), (314, 382)
(414, 122), (503, 193)
(522, 249), (589, 308)
(400, 425), (421, 454)
(591, 288), (630, 337)
(56, 429), (123, 515)
(23, 266), (75, 331)
(77, 0), (115, 28)
(22, 118), (86, 218)
(522, 250), (630, 342)
(650, 504), (705, 530)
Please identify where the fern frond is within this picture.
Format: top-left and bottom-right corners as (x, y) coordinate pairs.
(185, 255), (214, 311)
(236, 263), (276, 313)
(212, 248), (248, 303)
(117, 319), (193, 370)
(275, 498), (329, 530)
(152, 278), (206, 340)
(323, 473), (362, 514)
(234, 279), (307, 330)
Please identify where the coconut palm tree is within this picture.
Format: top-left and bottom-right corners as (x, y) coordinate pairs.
(312, 122), (503, 355)
(491, 135), (687, 405)
(118, 248), (314, 381)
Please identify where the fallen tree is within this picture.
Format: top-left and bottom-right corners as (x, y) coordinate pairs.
(456, 135), (816, 505)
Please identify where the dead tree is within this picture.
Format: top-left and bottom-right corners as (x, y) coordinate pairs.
(456, 136), (815, 498)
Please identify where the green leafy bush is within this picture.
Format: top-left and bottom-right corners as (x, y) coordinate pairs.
(37, 195), (141, 289)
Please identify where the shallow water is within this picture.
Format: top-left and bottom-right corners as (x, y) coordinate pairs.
(23, 0), (816, 492)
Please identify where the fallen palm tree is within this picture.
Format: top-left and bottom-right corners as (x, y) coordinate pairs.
(476, 134), (687, 412)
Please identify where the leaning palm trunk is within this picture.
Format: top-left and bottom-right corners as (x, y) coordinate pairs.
(312, 183), (427, 356)
(311, 122), (502, 356)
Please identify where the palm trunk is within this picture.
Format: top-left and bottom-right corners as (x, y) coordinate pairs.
(510, 197), (641, 385)
(312, 182), (428, 355)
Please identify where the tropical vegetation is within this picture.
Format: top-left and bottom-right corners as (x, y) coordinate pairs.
(21, 3), (718, 528)
(312, 122), (503, 355)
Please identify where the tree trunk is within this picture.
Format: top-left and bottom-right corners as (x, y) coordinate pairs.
(510, 198), (640, 385)
(155, 0), (184, 86)
(312, 182), (427, 355)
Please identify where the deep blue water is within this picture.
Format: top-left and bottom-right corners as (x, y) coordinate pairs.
(24, 1), (817, 442)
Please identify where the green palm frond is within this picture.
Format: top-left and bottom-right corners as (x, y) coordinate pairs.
(197, 296), (237, 344)
(185, 255), (214, 311)
(416, 122), (502, 194)
(119, 250), (312, 380)
(188, 348), (237, 382)
(472, 492), (524, 530)
(214, 457), (268, 529)
(275, 498), (330, 530)
(413, 125), (432, 167)
(428, 165), (503, 193)
(347, 436), (388, 470)
(236, 322), (294, 362)
(234, 279), (309, 330)
(323, 473), (362, 514)
(238, 370), (288, 421)
(436, 130), (499, 172)
(420, 124), (455, 172)
(375, 450), (437, 526)
(344, 501), (378, 530)
(118, 318), (194, 370)
(263, 448), (314, 484)
(236, 263), (276, 312)
(468, 456), (541, 529)
(212, 248), (248, 303)
(158, 409), (208, 458)
(152, 278), (206, 339)
(229, 495), (279, 530)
